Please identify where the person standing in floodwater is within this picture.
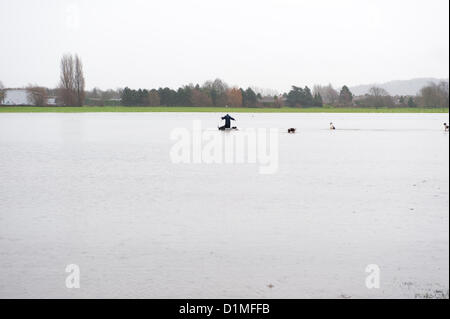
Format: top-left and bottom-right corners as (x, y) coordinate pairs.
(219, 114), (236, 130)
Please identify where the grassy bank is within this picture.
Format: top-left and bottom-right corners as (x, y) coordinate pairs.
(0, 106), (448, 113)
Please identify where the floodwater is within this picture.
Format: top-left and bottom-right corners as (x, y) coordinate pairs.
(0, 112), (448, 299)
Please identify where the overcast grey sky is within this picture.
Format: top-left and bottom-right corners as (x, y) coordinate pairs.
(0, 0), (448, 92)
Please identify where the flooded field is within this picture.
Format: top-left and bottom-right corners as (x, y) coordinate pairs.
(0, 112), (448, 298)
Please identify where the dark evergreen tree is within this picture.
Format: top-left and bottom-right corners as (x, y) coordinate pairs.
(339, 85), (353, 105)
(243, 88), (257, 107)
(313, 92), (323, 107)
(176, 86), (192, 106)
(304, 86), (314, 106)
(121, 87), (133, 106)
(407, 96), (416, 107)
(286, 86), (303, 107)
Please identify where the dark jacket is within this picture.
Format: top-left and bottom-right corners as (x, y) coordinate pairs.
(221, 114), (235, 128)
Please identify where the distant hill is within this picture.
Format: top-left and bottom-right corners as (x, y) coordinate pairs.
(350, 78), (449, 96)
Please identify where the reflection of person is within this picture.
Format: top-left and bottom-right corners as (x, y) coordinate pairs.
(219, 114), (235, 130)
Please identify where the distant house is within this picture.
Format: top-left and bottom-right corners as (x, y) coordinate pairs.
(1, 88), (57, 106)
(47, 97), (58, 105)
(2, 89), (29, 105)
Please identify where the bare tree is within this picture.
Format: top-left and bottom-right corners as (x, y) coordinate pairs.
(59, 54), (75, 106)
(203, 78), (228, 95)
(58, 54), (85, 106)
(74, 55), (85, 106)
(369, 86), (389, 97)
(367, 87), (394, 107)
(27, 85), (48, 106)
(417, 81), (449, 108)
(202, 79), (228, 106)
(313, 84), (339, 105)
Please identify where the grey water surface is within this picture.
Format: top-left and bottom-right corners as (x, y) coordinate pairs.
(0, 112), (448, 298)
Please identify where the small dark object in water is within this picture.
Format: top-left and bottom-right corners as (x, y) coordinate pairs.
(288, 128), (296, 134)
(219, 126), (238, 131)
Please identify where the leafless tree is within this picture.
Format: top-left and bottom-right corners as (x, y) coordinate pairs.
(203, 78), (228, 106)
(203, 78), (228, 95)
(27, 85), (48, 106)
(417, 81), (449, 108)
(367, 86), (394, 107)
(59, 54), (75, 106)
(58, 54), (85, 106)
(313, 84), (339, 105)
(369, 86), (389, 97)
(74, 55), (85, 106)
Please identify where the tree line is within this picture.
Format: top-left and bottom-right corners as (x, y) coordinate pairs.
(312, 83), (449, 108)
(94, 81), (450, 109)
(119, 79), (264, 108)
(0, 54), (448, 108)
